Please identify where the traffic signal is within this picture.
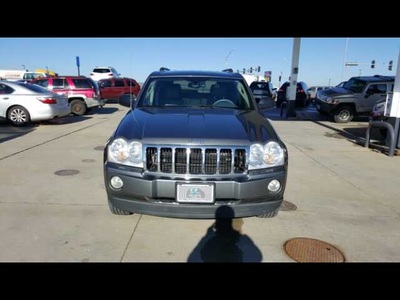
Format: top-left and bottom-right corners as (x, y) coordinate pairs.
(388, 60), (393, 71)
(371, 60), (375, 68)
(243, 68), (245, 74)
(250, 67), (253, 73)
(257, 66), (261, 72)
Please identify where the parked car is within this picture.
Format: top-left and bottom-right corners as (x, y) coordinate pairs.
(315, 75), (394, 123)
(103, 68), (288, 219)
(90, 66), (120, 82)
(276, 81), (309, 108)
(0, 80), (70, 126)
(31, 76), (105, 116)
(307, 86), (333, 102)
(98, 77), (141, 102)
(249, 81), (275, 109)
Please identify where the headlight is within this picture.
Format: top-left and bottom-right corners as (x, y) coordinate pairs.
(249, 141), (285, 169)
(108, 138), (143, 167)
(327, 98), (340, 104)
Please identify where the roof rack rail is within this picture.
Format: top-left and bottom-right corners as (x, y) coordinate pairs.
(222, 68), (233, 73)
(373, 74), (394, 80)
(159, 67), (170, 71)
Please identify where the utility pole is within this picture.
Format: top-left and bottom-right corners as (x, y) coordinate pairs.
(286, 38), (301, 118)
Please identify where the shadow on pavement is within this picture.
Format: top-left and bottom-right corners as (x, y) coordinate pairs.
(0, 120), (36, 143)
(41, 115), (92, 125)
(87, 107), (119, 115)
(187, 205), (263, 263)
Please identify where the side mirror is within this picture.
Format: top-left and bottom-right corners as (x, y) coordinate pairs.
(119, 94), (136, 108)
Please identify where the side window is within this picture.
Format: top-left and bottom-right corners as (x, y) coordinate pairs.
(367, 84), (387, 94)
(114, 80), (125, 87)
(71, 79), (92, 89)
(52, 79), (64, 89)
(127, 80), (136, 87)
(100, 80), (112, 88)
(0, 83), (14, 94)
(34, 80), (49, 88)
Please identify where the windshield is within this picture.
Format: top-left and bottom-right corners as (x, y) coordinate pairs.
(137, 77), (255, 110)
(343, 78), (366, 93)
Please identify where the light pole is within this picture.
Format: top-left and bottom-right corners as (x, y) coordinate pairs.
(341, 38), (349, 82)
(328, 78), (331, 86)
(224, 48), (235, 67)
(22, 64), (25, 70)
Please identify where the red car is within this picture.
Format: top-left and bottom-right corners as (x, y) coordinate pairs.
(98, 77), (141, 102)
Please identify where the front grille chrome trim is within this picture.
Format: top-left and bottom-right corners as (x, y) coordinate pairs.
(144, 145), (248, 175)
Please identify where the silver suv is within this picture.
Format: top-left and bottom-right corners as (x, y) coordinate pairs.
(103, 69), (288, 219)
(315, 75), (394, 123)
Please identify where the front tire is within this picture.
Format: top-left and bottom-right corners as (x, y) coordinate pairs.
(108, 200), (133, 215)
(7, 105), (30, 126)
(70, 99), (87, 116)
(333, 105), (354, 123)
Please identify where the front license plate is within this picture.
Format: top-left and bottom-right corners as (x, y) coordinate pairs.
(176, 183), (215, 203)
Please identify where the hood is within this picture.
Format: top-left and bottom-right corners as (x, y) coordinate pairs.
(114, 107), (277, 145)
(320, 87), (353, 97)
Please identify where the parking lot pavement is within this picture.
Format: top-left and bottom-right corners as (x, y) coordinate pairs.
(1, 104), (400, 262)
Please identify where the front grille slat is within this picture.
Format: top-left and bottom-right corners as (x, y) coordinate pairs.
(146, 146), (246, 175)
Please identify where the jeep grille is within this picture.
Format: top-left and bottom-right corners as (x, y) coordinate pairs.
(145, 147), (247, 175)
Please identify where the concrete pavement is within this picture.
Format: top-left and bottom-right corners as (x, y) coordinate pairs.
(0, 104), (399, 262)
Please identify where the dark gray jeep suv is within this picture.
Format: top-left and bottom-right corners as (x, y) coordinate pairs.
(103, 69), (288, 219)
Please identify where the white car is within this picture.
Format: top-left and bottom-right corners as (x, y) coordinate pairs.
(90, 66), (120, 82)
(0, 81), (71, 126)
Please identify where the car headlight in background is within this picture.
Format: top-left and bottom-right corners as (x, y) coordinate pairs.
(108, 138), (143, 167)
(249, 141), (285, 169)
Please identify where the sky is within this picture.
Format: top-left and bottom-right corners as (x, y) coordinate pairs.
(1, 37), (399, 88)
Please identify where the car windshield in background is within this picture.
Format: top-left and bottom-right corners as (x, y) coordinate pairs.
(137, 77), (254, 109)
(343, 78), (366, 93)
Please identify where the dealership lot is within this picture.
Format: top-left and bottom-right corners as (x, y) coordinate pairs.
(1, 104), (400, 262)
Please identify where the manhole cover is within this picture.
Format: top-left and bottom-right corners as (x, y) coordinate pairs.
(54, 169), (80, 176)
(82, 159), (95, 163)
(284, 237), (345, 263)
(94, 146), (105, 151)
(280, 200), (297, 211)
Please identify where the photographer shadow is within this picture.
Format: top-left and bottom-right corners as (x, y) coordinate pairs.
(187, 205), (263, 263)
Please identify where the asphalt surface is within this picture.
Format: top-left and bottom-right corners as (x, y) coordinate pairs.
(0, 103), (399, 262)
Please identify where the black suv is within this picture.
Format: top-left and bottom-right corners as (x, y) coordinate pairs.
(103, 68), (288, 219)
(315, 75), (394, 123)
(276, 81), (309, 108)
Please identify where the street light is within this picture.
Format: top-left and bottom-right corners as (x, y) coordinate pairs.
(22, 64), (25, 70)
(341, 38), (349, 82)
(224, 48), (235, 67)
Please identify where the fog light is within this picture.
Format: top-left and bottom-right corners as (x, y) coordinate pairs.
(268, 179), (280, 192)
(110, 176), (123, 189)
